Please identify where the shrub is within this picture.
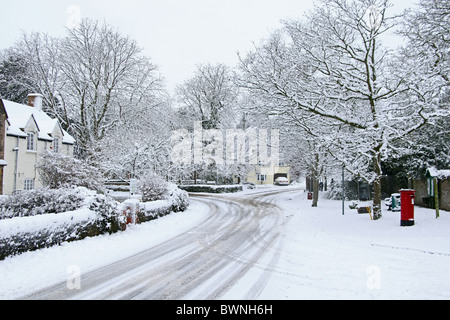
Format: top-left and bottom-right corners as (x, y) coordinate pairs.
(178, 185), (243, 194)
(85, 193), (121, 234)
(37, 151), (105, 192)
(0, 182), (188, 260)
(137, 172), (169, 202)
(122, 183), (189, 224)
(0, 187), (122, 260)
(324, 180), (359, 201)
(0, 187), (92, 220)
(167, 183), (189, 212)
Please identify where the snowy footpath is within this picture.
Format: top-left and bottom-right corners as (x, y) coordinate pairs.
(0, 186), (449, 300)
(257, 189), (450, 300)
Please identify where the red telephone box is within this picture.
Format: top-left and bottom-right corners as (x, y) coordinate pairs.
(400, 189), (415, 227)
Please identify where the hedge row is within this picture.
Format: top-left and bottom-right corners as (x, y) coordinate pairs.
(0, 187), (92, 220)
(0, 186), (189, 261)
(120, 187), (189, 224)
(0, 194), (121, 260)
(178, 185), (243, 194)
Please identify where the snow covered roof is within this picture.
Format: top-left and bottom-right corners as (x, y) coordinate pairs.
(427, 167), (450, 179)
(1, 98), (75, 145)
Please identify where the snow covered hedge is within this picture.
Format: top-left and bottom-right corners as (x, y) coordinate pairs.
(0, 184), (189, 260)
(0, 187), (90, 219)
(324, 180), (360, 201)
(0, 188), (121, 260)
(178, 184), (243, 194)
(120, 183), (189, 224)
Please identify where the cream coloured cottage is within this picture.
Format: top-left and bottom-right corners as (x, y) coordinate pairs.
(0, 94), (76, 194)
(245, 162), (291, 185)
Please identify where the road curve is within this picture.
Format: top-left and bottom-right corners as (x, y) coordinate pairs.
(22, 188), (299, 300)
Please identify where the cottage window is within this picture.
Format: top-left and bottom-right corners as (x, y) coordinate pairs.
(427, 177), (435, 197)
(27, 133), (35, 151)
(24, 179), (35, 191)
(257, 174), (267, 182)
(53, 137), (60, 153)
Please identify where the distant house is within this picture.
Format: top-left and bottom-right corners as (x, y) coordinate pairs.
(413, 167), (450, 211)
(0, 94), (76, 195)
(245, 162), (291, 185)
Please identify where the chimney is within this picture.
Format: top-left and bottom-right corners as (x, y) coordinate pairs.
(28, 93), (43, 110)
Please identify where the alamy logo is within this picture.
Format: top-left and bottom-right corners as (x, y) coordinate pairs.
(66, 5), (82, 29)
(365, 5), (383, 30)
(171, 122), (280, 167)
(366, 265), (381, 290)
(67, 265), (81, 290)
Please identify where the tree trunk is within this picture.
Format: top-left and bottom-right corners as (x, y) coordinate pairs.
(312, 175), (319, 207)
(372, 154), (383, 220)
(311, 153), (321, 207)
(373, 177), (382, 220)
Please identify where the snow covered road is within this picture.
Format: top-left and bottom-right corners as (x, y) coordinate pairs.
(19, 188), (297, 300)
(3, 186), (449, 300)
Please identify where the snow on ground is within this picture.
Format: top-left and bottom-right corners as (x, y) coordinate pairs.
(1, 185), (449, 300)
(259, 189), (450, 300)
(0, 200), (210, 300)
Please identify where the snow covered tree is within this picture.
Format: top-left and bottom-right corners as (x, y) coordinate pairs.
(0, 50), (33, 103)
(238, 0), (438, 220)
(393, 0), (450, 175)
(11, 19), (164, 160)
(57, 19), (163, 158)
(400, 0), (449, 85)
(96, 97), (176, 180)
(6, 32), (63, 112)
(176, 63), (238, 130)
(174, 63), (242, 183)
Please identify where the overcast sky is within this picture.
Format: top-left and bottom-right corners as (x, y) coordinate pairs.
(1, 0), (416, 92)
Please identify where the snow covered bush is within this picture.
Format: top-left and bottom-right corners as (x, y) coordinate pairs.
(137, 172), (169, 202)
(136, 199), (172, 222)
(118, 182), (189, 224)
(167, 183), (189, 212)
(178, 185), (243, 194)
(0, 187), (122, 260)
(85, 193), (121, 234)
(0, 182), (188, 260)
(0, 209), (98, 260)
(37, 151), (105, 192)
(131, 183), (189, 223)
(0, 187), (91, 220)
(324, 180), (359, 201)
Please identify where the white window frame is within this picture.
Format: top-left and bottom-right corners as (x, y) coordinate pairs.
(27, 132), (35, 151)
(53, 137), (60, 153)
(24, 179), (35, 191)
(257, 174), (267, 182)
(427, 177), (435, 197)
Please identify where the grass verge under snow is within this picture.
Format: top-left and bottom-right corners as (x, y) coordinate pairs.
(259, 190), (450, 300)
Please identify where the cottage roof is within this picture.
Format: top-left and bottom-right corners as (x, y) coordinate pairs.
(1, 98), (75, 145)
(427, 167), (450, 179)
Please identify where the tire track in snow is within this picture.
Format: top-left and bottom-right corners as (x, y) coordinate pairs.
(22, 188), (300, 300)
